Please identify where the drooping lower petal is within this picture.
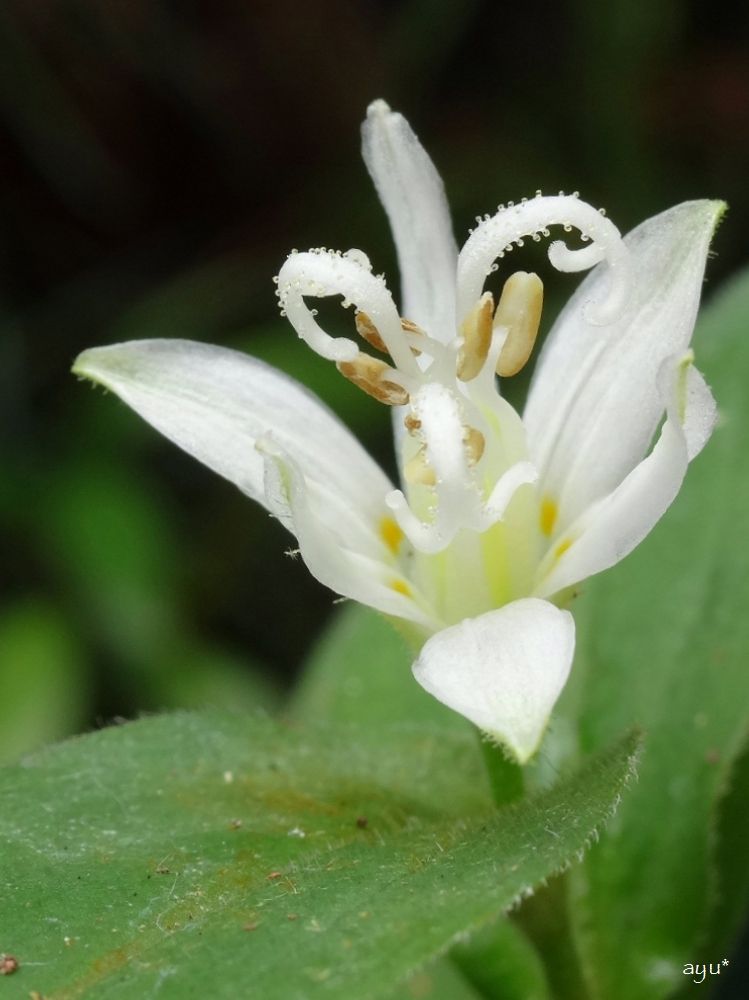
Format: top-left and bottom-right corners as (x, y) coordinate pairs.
(525, 200), (724, 533)
(534, 351), (717, 599)
(412, 598), (575, 764)
(72, 339), (392, 528)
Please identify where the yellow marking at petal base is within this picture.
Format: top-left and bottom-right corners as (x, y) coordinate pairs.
(380, 516), (405, 554)
(676, 350), (694, 424)
(554, 538), (572, 559)
(540, 496), (558, 537)
(389, 578), (412, 597)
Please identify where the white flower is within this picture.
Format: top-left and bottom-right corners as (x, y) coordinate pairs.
(73, 101), (721, 763)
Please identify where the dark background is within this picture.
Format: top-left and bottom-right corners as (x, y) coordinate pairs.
(0, 1), (748, 990)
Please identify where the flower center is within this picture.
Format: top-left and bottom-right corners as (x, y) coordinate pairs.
(275, 191), (631, 572)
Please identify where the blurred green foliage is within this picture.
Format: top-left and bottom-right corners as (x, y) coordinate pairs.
(2, 0), (748, 759)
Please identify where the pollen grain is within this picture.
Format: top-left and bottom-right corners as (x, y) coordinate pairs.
(355, 311), (388, 354)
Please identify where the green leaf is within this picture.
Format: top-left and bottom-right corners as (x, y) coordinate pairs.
(0, 713), (639, 999)
(560, 267), (749, 999)
(152, 640), (280, 714)
(0, 599), (88, 763)
(289, 603), (467, 732)
(451, 918), (551, 1000)
(387, 961), (484, 1000)
(704, 731), (749, 957)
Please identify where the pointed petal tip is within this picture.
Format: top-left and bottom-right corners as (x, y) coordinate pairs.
(366, 98), (393, 121)
(686, 198), (727, 234)
(672, 198), (727, 239)
(72, 340), (166, 388)
(72, 344), (114, 383)
(710, 198), (728, 231)
(360, 99), (458, 340)
(412, 599), (575, 766)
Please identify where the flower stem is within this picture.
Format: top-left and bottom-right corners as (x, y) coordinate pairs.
(478, 731), (524, 807)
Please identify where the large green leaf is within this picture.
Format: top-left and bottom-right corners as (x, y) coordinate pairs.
(560, 268), (749, 999)
(0, 713), (638, 999)
(704, 732), (749, 959)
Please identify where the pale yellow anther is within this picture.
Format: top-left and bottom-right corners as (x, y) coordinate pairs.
(355, 310), (388, 354)
(495, 271), (544, 377)
(463, 426), (485, 465)
(337, 354), (409, 406)
(457, 291), (494, 382)
(404, 446), (436, 486)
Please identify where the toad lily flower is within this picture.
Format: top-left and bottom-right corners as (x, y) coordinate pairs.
(73, 101), (722, 763)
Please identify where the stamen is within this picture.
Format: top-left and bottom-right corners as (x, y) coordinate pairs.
(463, 427), (485, 465)
(337, 353), (409, 406)
(472, 461), (538, 533)
(404, 412), (422, 434)
(400, 318), (423, 334)
(404, 446), (436, 486)
(400, 317), (425, 356)
(457, 291), (493, 382)
(355, 311), (388, 353)
(494, 272), (544, 377)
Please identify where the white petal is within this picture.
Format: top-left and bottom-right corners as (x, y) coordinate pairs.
(524, 200), (724, 532)
(362, 100), (458, 343)
(72, 339), (392, 524)
(535, 353), (717, 598)
(412, 599), (575, 764)
(262, 443), (440, 630)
